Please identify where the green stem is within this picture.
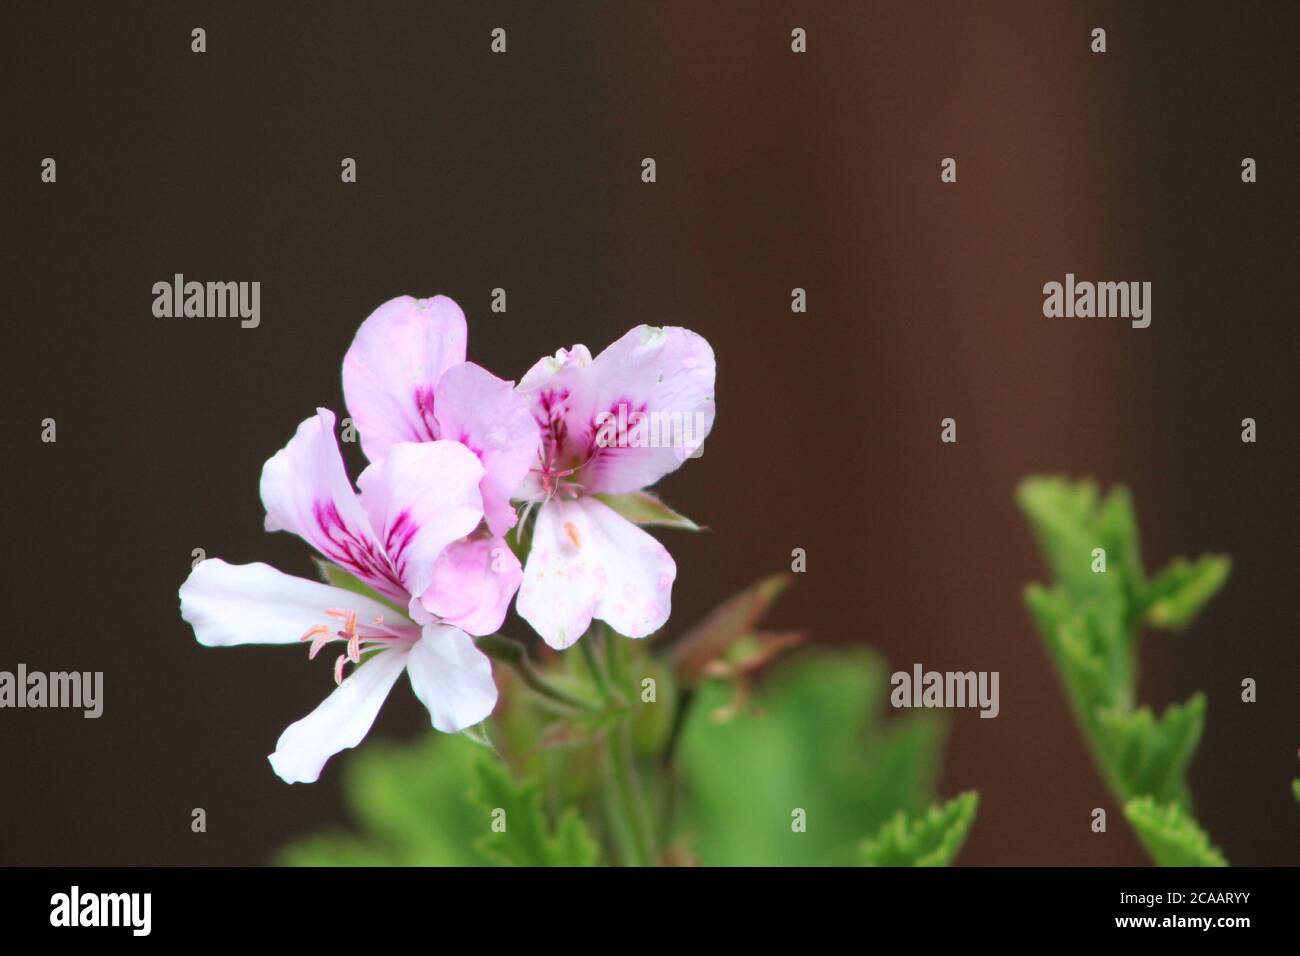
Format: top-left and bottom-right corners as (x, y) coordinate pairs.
(580, 634), (610, 698)
(475, 634), (599, 713)
(606, 719), (654, 866)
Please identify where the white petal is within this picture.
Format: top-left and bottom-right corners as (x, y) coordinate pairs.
(268, 646), (410, 784)
(517, 497), (675, 649)
(405, 624), (499, 733)
(179, 559), (395, 647)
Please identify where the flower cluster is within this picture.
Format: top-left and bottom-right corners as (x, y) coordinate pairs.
(179, 296), (715, 782)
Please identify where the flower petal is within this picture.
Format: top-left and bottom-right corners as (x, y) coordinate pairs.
(433, 362), (540, 535)
(517, 496), (675, 649)
(579, 326), (716, 494)
(405, 624), (499, 733)
(341, 295), (468, 462)
(179, 559), (395, 647)
(268, 646), (410, 784)
(354, 440), (486, 604)
(419, 534), (522, 637)
(515, 345), (594, 500)
(260, 408), (406, 603)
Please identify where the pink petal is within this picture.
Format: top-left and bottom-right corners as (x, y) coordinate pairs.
(579, 326), (716, 494)
(260, 409), (406, 603)
(418, 534), (522, 637)
(433, 362), (540, 535)
(515, 345), (594, 501)
(341, 295), (468, 462)
(354, 440), (486, 605)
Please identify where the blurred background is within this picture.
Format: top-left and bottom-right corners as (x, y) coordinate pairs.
(4, 1), (1296, 865)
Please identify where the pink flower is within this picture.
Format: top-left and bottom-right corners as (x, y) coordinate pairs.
(341, 295), (536, 630)
(179, 409), (501, 783)
(342, 295), (538, 539)
(514, 325), (716, 649)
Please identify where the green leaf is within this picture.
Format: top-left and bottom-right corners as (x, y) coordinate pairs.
(1124, 797), (1227, 867)
(313, 559), (404, 614)
(1017, 476), (1230, 867)
(1093, 696), (1205, 808)
(277, 733), (492, 866)
(276, 833), (403, 867)
(594, 491), (702, 531)
(468, 752), (601, 866)
(861, 791), (979, 867)
(1142, 555), (1231, 631)
(676, 649), (948, 865)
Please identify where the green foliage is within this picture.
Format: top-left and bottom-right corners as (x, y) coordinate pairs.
(1143, 556), (1232, 632)
(675, 649), (958, 866)
(862, 791), (979, 867)
(277, 733), (487, 866)
(594, 491), (702, 531)
(1124, 797), (1227, 867)
(1017, 476), (1230, 865)
(1093, 696), (1204, 808)
(276, 732), (600, 866)
(279, 576), (978, 867)
(470, 755), (601, 866)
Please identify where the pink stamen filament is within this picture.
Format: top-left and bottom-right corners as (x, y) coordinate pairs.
(307, 611), (417, 683)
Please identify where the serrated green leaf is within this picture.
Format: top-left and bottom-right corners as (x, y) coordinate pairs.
(1094, 696), (1205, 808)
(1142, 555), (1231, 631)
(1017, 476), (1230, 868)
(469, 752), (601, 866)
(594, 491), (702, 531)
(861, 791), (979, 867)
(1124, 797), (1227, 867)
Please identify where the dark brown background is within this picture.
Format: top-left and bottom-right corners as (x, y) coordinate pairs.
(3, 1), (1295, 865)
